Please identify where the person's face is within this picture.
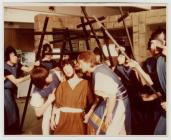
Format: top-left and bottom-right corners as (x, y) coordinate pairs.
(45, 73), (53, 84)
(96, 55), (100, 63)
(9, 52), (18, 64)
(157, 32), (165, 45)
(78, 60), (91, 73)
(63, 64), (74, 78)
(45, 54), (52, 59)
(117, 54), (126, 65)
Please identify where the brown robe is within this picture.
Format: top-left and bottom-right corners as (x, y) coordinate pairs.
(54, 79), (94, 135)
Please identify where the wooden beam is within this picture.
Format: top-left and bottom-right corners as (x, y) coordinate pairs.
(77, 16), (105, 28)
(119, 7), (135, 59)
(36, 17), (49, 60)
(81, 6), (106, 60)
(65, 28), (74, 53)
(50, 35), (103, 44)
(45, 52), (71, 55)
(59, 41), (66, 65)
(80, 17), (90, 50)
(20, 16), (49, 132)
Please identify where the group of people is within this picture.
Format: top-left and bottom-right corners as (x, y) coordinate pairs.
(4, 28), (166, 135)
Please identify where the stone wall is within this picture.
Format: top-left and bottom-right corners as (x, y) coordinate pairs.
(100, 8), (166, 62)
(34, 8), (166, 62)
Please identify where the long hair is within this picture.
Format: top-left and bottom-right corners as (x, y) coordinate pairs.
(42, 43), (52, 58)
(60, 59), (75, 79)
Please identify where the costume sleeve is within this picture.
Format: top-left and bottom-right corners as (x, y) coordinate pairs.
(4, 69), (12, 76)
(38, 72), (60, 98)
(30, 92), (44, 108)
(94, 72), (118, 98)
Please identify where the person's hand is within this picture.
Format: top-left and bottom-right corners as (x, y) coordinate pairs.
(141, 92), (161, 101)
(47, 90), (55, 104)
(50, 116), (56, 130)
(162, 46), (167, 56)
(125, 59), (139, 69)
(141, 93), (153, 101)
(151, 40), (163, 49)
(84, 113), (91, 124)
(105, 113), (112, 128)
(161, 101), (166, 111)
(34, 61), (40, 66)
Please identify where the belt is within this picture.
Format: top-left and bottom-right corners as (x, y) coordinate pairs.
(57, 107), (83, 113)
(53, 106), (83, 125)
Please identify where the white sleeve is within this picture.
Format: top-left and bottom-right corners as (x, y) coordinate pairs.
(94, 72), (118, 97)
(30, 92), (45, 108)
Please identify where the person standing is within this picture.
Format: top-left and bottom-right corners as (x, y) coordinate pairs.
(30, 66), (61, 135)
(51, 60), (94, 135)
(4, 46), (39, 134)
(78, 51), (131, 135)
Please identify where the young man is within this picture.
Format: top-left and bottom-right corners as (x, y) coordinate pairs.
(50, 60), (94, 135)
(77, 51), (131, 135)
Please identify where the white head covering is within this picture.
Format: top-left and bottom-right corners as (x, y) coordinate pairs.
(102, 44), (118, 57)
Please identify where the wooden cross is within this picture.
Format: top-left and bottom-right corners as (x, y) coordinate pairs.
(20, 16), (49, 131)
(81, 6), (106, 61)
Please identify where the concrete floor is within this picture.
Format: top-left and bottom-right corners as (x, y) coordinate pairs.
(16, 98), (42, 135)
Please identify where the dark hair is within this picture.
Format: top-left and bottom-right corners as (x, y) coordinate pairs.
(5, 46), (17, 62)
(77, 51), (97, 66)
(147, 39), (152, 50)
(61, 59), (75, 69)
(147, 28), (166, 50)
(60, 59), (75, 78)
(30, 66), (49, 89)
(150, 28), (166, 41)
(93, 47), (101, 55)
(42, 43), (52, 58)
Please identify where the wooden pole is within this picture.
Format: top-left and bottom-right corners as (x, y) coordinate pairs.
(81, 7), (106, 60)
(101, 23), (114, 67)
(20, 17), (49, 131)
(36, 17), (49, 60)
(119, 7), (135, 59)
(65, 28), (74, 53)
(93, 15), (162, 101)
(80, 17), (90, 50)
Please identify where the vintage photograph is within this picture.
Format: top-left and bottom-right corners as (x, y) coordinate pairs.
(3, 1), (167, 136)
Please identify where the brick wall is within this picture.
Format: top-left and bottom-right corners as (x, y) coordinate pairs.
(34, 8), (166, 62)
(98, 8), (166, 62)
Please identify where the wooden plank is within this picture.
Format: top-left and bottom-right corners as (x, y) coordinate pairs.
(81, 6), (106, 60)
(101, 23), (114, 67)
(59, 41), (66, 65)
(65, 28), (74, 53)
(77, 16), (105, 28)
(80, 17), (90, 50)
(36, 17), (49, 60)
(20, 17), (49, 132)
